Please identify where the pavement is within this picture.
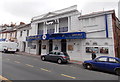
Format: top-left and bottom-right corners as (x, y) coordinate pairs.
(15, 51), (83, 65)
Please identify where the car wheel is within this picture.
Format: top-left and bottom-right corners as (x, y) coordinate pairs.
(41, 57), (45, 61)
(86, 64), (93, 70)
(115, 69), (120, 76)
(57, 59), (62, 64)
(3, 49), (7, 53)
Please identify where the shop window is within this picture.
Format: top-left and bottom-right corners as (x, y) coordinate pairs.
(59, 27), (68, 32)
(86, 47), (98, 53)
(31, 45), (36, 49)
(28, 42), (32, 47)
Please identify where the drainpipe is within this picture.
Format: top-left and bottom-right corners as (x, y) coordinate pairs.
(105, 14), (109, 38)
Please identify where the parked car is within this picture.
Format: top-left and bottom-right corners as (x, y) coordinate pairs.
(83, 56), (120, 75)
(41, 51), (70, 64)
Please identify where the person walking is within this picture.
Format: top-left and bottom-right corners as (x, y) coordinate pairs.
(91, 51), (96, 60)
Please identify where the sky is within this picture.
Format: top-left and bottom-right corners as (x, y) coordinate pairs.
(0, 0), (119, 25)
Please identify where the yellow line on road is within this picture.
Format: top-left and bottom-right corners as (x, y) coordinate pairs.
(61, 74), (76, 79)
(25, 64), (34, 67)
(40, 68), (51, 72)
(14, 61), (20, 64)
(0, 75), (12, 82)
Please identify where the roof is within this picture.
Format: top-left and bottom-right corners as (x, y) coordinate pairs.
(32, 5), (79, 22)
(79, 10), (115, 19)
(16, 23), (31, 30)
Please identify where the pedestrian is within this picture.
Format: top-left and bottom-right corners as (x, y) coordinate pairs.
(91, 51), (96, 60)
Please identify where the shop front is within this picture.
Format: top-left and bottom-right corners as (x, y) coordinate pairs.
(26, 32), (86, 56)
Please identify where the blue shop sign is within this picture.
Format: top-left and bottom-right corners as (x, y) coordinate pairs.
(26, 34), (49, 41)
(49, 32), (86, 40)
(26, 32), (86, 41)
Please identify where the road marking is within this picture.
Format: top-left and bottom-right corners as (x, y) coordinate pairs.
(40, 68), (51, 72)
(14, 61), (20, 64)
(61, 74), (76, 79)
(25, 64), (34, 67)
(0, 75), (12, 82)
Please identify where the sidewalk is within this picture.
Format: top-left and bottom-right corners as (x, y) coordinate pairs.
(15, 51), (83, 65)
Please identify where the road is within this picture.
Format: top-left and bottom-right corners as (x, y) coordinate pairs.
(0, 52), (119, 81)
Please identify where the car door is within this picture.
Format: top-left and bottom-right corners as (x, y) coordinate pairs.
(92, 57), (108, 70)
(47, 51), (54, 60)
(105, 57), (120, 72)
(48, 52), (58, 61)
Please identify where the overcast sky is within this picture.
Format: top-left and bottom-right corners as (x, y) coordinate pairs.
(0, 0), (119, 25)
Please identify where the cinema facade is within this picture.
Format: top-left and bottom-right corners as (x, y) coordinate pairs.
(26, 5), (120, 61)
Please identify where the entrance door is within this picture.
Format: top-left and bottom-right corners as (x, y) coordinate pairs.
(49, 40), (53, 53)
(61, 39), (67, 52)
(39, 40), (41, 55)
(23, 42), (26, 52)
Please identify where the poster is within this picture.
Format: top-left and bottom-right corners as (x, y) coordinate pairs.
(68, 45), (73, 51)
(42, 45), (46, 49)
(100, 47), (109, 54)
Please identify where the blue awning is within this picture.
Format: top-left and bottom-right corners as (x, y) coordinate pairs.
(26, 32), (86, 41)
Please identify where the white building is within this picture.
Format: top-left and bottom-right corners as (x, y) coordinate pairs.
(16, 23), (31, 52)
(26, 5), (120, 61)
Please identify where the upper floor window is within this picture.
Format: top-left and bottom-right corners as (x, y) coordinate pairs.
(27, 30), (29, 36)
(47, 29), (55, 34)
(38, 23), (44, 35)
(20, 31), (22, 37)
(59, 27), (68, 33)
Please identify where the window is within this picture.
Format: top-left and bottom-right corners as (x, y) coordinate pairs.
(38, 23), (44, 35)
(86, 42), (90, 45)
(59, 27), (68, 32)
(109, 58), (119, 63)
(27, 30), (29, 36)
(97, 57), (107, 62)
(28, 42), (32, 47)
(20, 31), (22, 37)
(100, 47), (109, 54)
(93, 42), (97, 45)
(47, 29), (55, 34)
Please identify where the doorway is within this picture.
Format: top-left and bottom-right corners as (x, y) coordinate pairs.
(38, 40), (41, 55)
(23, 42), (26, 52)
(49, 40), (53, 53)
(61, 39), (67, 52)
